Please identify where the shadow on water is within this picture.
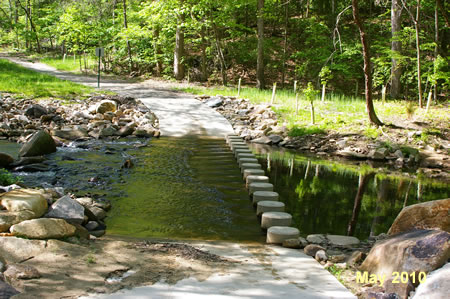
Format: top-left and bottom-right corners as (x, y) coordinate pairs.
(1, 138), (263, 242)
(249, 144), (450, 240)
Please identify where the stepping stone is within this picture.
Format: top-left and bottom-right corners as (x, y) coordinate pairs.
(256, 200), (285, 216)
(248, 182), (273, 195)
(241, 163), (262, 174)
(267, 226), (300, 244)
(246, 175), (269, 189)
(232, 145), (249, 152)
(238, 158), (258, 167)
(230, 142), (247, 149)
(243, 169), (265, 179)
(236, 153), (256, 160)
(235, 149), (253, 158)
(252, 191), (279, 204)
(261, 212), (292, 229)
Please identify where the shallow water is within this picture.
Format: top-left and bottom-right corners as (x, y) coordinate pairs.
(1, 138), (263, 242)
(249, 144), (450, 240)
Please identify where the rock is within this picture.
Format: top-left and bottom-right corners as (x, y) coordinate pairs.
(384, 278), (415, 299)
(0, 189), (48, 232)
(306, 234), (327, 245)
(19, 130), (56, 157)
(0, 280), (20, 298)
(204, 97), (223, 108)
(268, 135), (283, 145)
(90, 230), (105, 237)
(282, 238), (301, 249)
(117, 124), (135, 137)
(336, 139), (347, 149)
(251, 136), (272, 144)
(346, 250), (366, 267)
(0, 184), (21, 194)
(72, 223), (90, 240)
(3, 264), (41, 281)
(10, 218), (76, 239)
(304, 244), (326, 257)
(360, 230), (450, 281)
(52, 129), (88, 140)
(338, 148), (367, 159)
(298, 237), (308, 248)
(0, 237), (46, 262)
(89, 206), (107, 220)
(327, 235), (360, 247)
(388, 198), (450, 235)
(315, 250), (328, 262)
(394, 150), (404, 158)
(99, 126), (117, 138)
(96, 100), (117, 114)
(0, 153), (14, 168)
(369, 148), (388, 160)
(412, 262), (450, 299)
(10, 156), (45, 167)
(46, 195), (85, 225)
(85, 221), (99, 231)
(329, 254), (347, 263)
(24, 104), (47, 118)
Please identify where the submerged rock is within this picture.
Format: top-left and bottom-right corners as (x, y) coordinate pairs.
(0, 153), (14, 168)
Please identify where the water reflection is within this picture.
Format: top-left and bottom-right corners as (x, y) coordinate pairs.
(250, 144), (450, 240)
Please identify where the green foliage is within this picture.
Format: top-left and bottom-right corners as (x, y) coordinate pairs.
(303, 82), (318, 103)
(288, 126), (326, 137)
(319, 66), (333, 85)
(0, 168), (21, 186)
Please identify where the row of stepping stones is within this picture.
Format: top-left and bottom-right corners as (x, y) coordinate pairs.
(226, 134), (299, 244)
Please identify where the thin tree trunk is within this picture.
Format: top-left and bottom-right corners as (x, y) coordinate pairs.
(436, 0), (449, 27)
(415, 1), (423, 107)
(347, 173), (374, 236)
(122, 0), (133, 72)
(154, 27), (163, 76)
(306, 0), (310, 18)
(256, 0), (265, 89)
(434, 1), (439, 102)
(174, 1), (185, 80)
(211, 21), (227, 86)
(352, 0), (383, 126)
(391, 0), (402, 98)
(281, 2), (288, 87)
(200, 26), (208, 82)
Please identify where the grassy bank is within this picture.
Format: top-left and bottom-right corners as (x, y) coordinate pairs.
(178, 85), (449, 139)
(0, 58), (93, 99)
(40, 55), (97, 74)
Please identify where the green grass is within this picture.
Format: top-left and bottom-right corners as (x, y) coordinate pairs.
(0, 58), (93, 98)
(41, 55), (97, 74)
(177, 85), (449, 139)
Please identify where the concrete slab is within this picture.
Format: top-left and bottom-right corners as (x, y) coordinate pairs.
(81, 241), (356, 299)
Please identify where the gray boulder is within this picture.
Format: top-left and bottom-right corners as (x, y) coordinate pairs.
(96, 100), (117, 114)
(205, 97), (223, 108)
(19, 130), (56, 157)
(4, 264), (41, 281)
(46, 195), (85, 224)
(52, 128), (88, 140)
(0, 281), (20, 298)
(413, 263), (450, 299)
(24, 104), (47, 118)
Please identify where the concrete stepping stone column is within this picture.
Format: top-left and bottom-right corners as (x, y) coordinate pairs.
(261, 212), (292, 229)
(232, 145), (250, 152)
(243, 169), (265, 179)
(236, 153), (256, 160)
(256, 200), (285, 216)
(252, 191), (278, 204)
(267, 226), (300, 244)
(238, 158), (258, 167)
(241, 163), (262, 174)
(235, 149), (253, 158)
(248, 182), (273, 195)
(246, 175), (269, 189)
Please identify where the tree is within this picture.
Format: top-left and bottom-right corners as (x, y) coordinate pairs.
(351, 0), (383, 126)
(174, 0), (185, 80)
(122, 0), (133, 72)
(256, 0), (264, 89)
(319, 66), (332, 101)
(390, 0), (403, 98)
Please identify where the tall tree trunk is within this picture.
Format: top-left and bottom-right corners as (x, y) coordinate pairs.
(174, 1), (185, 80)
(281, 2), (288, 88)
(122, 0), (133, 72)
(436, 0), (449, 27)
(415, 1), (423, 107)
(347, 173), (374, 236)
(18, 0), (40, 53)
(352, 0), (383, 126)
(256, 0), (265, 89)
(200, 26), (208, 82)
(212, 21), (227, 86)
(153, 27), (163, 76)
(434, 1), (439, 102)
(390, 0), (402, 98)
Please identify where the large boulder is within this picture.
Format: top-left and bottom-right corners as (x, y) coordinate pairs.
(45, 195), (85, 224)
(412, 263), (450, 299)
(10, 218), (76, 239)
(327, 235), (360, 247)
(19, 130), (56, 157)
(52, 128), (88, 140)
(0, 237), (46, 262)
(388, 199), (450, 235)
(0, 153), (14, 168)
(360, 230), (450, 281)
(0, 281), (20, 298)
(24, 104), (48, 118)
(0, 189), (48, 232)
